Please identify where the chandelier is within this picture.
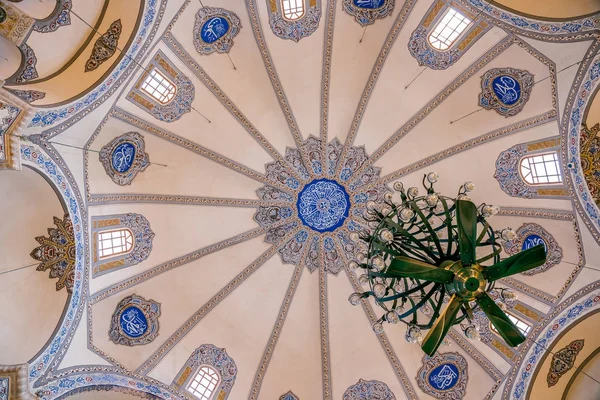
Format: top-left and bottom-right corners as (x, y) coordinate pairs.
(347, 173), (546, 356)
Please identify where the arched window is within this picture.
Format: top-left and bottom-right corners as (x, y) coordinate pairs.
(98, 228), (134, 259)
(428, 8), (472, 50)
(187, 365), (221, 400)
(491, 313), (531, 336)
(281, 0), (305, 20)
(140, 67), (177, 104)
(519, 152), (563, 185)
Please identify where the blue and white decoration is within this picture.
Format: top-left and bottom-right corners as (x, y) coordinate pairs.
(33, 0), (72, 33)
(417, 352), (468, 399)
(109, 295), (161, 346)
(479, 68), (534, 117)
(0, 377), (8, 400)
(342, 0), (395, 26)
(343, 379), (396, 400)
(257, 137), (390, 274)
(99, 132), (149, 186)
(279, 391), (299, 400)
(193, 7), (241, 55)
(493, 143), (537, 199)
(268, 0), (322, 42)
(0, 102), (21, 162)
(503, 223), (563, 275)
(297, 179), (350, 233)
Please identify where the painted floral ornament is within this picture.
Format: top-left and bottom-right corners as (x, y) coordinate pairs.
(194, 7), (241, 55)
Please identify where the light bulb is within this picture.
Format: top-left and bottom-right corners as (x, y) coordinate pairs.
(457, 194), (472, 201)
(386, 310), (400, 324)
(384, 192), (393, 202)
(381, 206), (391, 216)
(373, 283), (386, 298)
(372, 322), (384, 334)
(465, 325), (481, 341)
(501, 228), (516, 241)
(379, 229), (394, 243)
(464, 181), (476, 192)
(427, 172), (439, 183)
(426, 193), (439, 207)
(393, 181), (404, 192)
(348, 260), (359, 270)
(359, 274), (369, 285)
(371, 256), (385, 271)
(357, 252), (366, 262)
(407, 187), (419, 198)
(366, 201), (376, 210)
(349, 232), (360, 242)
(501, 289), (517, 301)
(348, 293), (362, 306)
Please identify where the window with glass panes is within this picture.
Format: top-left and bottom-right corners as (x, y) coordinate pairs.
(519, 152), (563, 185)
(428, 8), (472, 50)
(186, 366), (221, 400)
(281, 0), (305, 20)
(491, 313), (531, 336)
(98, 229), (133, 259)
(140, 67), (177, 104)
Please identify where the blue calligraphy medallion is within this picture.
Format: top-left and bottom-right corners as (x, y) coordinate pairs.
(428, 363), (459, 391)
(492, 75), (522, 106)
(201, 16), (230, 43)
(297, 179), (350, 233)
(353, 0), (385, 8)
(119, 306), (148, 338)
(522, 234), (547, 252)
(111, 142), (136, 173)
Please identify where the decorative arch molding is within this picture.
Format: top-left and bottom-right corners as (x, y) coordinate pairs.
(172, 344), (238, 400)
(267, 0), (322, 42)
(456, 0), (600, 42)
(18, 139), (88, 389)
(28, 0), (166, 132)
(494, 137), (568, 199)
(563, 41), (600, 244)
(408, 0), (490, 70)
(504, 282), (600, 399)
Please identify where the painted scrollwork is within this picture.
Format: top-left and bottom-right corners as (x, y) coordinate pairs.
(109, 295), (161, 346)
(85, 19), (122, 72)
(416, 352), (468, 399)
(479, 68), (534, 117)
(343, 378), (396, 399)
(342, 0), (395, 26)
(193, 7), (241, 55)
(99, 132), (150, 186)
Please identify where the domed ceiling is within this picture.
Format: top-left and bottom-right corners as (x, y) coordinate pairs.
(1, 0), (600, 399)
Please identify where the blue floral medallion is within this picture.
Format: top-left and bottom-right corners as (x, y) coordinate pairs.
(109, 295), (160, 346)
(297, 179), (350, 233)
(354, 0), (385, 8)
(479, 67), (534, 117)
(521, 234), (546, 252)
(492, 75), (522, 106)
(119, 306), (148, 338)
(111, 142), (136, 173)
(194, 7), (241, 55)
(428, 363), (460, 390)
(201, 16), (230, 43)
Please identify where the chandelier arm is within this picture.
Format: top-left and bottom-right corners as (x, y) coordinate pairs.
(456, 200), (478, 265)
(397, 283), (442, 323)
(376, 280), (433, 302)
(409, 202), (445, 257)
(439, 198), (457, 259)
(383, 218), (439, 262)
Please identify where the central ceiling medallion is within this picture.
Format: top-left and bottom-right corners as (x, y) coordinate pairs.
(297, 178), (350, 233)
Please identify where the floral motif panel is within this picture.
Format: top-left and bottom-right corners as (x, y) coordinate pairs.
(7, 89), (46, 104)
(91, 213), (155, 277)
(11, 43), (38, 84)
(343, 378), (396, 399)
(109, 294), (161, 346)
(30, 214), (76, 293)
(85, 19), (122, 72)
(268, 0), (322, 42)
(416, 352), (468, 399)
(547, 339), (584, 387)
(342, 0), (395, 26)
(0, 377), (8, 400)
(172, 344), (238, 400)
(0, 1), (33, 46)
(33, 0), (72, 33)
(503, 223), (563, 275)
(99, 132), (150, 185)
(193, 7), (241, 55)
(479, 67), (534, 117)
(127, 50), (195, 122)
(580, 123), (600, 208)
(408, 1), (488, 70)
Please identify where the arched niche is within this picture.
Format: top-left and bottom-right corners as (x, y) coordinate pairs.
(0, 166), (69, 365)
(60, 387), (156, 399)
(491, 0), (600, 20)
(4, 0), (144, 107)
(6, 0), (55, 20)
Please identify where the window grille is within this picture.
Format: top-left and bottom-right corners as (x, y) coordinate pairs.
(428, 8), (472, 50)
(98, 229), (134, 259)
(281, 0), (305, 20)
(140, 67), (177, 104)
(187, 366), (221, 400)
(520, 152), (563, 185)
